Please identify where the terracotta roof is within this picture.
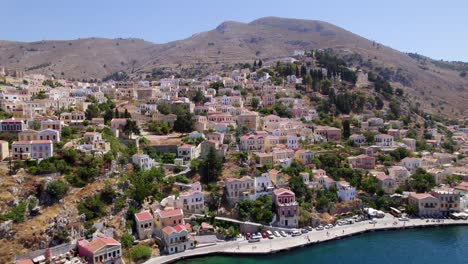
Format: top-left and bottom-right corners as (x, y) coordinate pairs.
(135, 211), (153, 222)
(158, 208), (183, 219)
(225, 176), (253, 182)
(162, 224), (187, 235)
(274, 188), (294, 196)
(79, 236), (120, 254)
(17, 259), (34, 264)
(409, 193), (435, 200)
(454, 182), (468, 192)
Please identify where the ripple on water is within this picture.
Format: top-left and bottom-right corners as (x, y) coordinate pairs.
(179, 226), (468, 264)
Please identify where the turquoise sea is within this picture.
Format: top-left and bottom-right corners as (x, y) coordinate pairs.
(180, 226), (468, 264)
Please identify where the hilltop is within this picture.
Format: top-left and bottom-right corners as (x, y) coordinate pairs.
(0, 17), (466, 117)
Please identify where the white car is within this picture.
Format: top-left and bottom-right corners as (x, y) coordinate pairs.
(280, 231), (287, 237)
(291, 230), (301, 236)
(266, 230), (274, 239)
(369, 219), (377, 224)
(315, 225), (324, 231)
(325, 224), (333, 229)
(274, 230), (281, 237)
(398, 217), (410, 221)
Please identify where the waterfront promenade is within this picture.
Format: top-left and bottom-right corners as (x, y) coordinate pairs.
(145, 215), (468, 264)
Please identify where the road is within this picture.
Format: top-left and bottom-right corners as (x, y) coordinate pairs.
(145, 214), (468, 264)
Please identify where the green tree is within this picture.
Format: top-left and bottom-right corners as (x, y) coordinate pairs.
(302, 74), (313, 86)
(251, 98), (259, 109)
(46, 180), (69, 201)
(157, 104), (172, 115)
(129, 245), (151, 262)
(410, 168), (435, 193)
(173, 107), (194, 133)
(342, 119), (351, 139)
(123, 119), (140, 136)
(405, 203), (418, 216)
(192, 90), (205, 104)
(85, 103), (100, 120)
(200, 147), (223, 183)
(121, 233), (134, 249)
(147, 121), (171, 135)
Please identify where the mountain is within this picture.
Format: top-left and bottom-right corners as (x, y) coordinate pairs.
(0, 17), (466, 117)
(0, 38), (154, 80)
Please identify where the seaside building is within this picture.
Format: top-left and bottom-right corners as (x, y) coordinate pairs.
(273, 188), (298, 228)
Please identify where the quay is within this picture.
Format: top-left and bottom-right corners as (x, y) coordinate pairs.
(145, 215), (468, 264)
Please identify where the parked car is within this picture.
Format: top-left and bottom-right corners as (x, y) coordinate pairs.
(291, 230), (301, 236)
(280, 231), (287, 237)
(266, 230), (274, 239)
(369, 219), (377, 224)
(246, 233), (251, 239)
(306, 226), (313, 231)
(316, 225), (324, 231)
(248, 236), (261, 243)
(301, 228), (309, 234)
(262, 232), (268, 238)
(398, 217), (409, 221)
(325, 224), (333, 229)
(274, 231), (281, 237)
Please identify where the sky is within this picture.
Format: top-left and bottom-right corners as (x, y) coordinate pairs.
(3, 0), (468, 61)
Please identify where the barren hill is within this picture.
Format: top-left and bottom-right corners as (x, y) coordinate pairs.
(0, 38), (153, 80)
(0, 17), (466, 116)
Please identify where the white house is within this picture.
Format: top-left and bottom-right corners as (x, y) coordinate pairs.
(287, 135), (300, 149)
(177, 144), (201, 163)
(400, 157), (421, 173)
(336, 181), (356, 202)
(132, 153), (156, 170)
(374, 134), (394, 147)
(38, 129), (60, 142)
(11, 140), (53, 160)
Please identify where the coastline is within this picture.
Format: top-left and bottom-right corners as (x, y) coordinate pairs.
(145, 215), (468, 264)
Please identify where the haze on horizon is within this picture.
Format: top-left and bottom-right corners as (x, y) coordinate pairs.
(2, 0), (468, 61)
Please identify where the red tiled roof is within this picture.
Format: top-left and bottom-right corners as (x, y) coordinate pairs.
(17, 259), (33, 264)
(274, 188), (294, 196)
(79, 236), (120, 254)
(135, 211), (153, 222)
(162, 224), (187, 235)
(409, 193), (434, 200)
(158, 208), (183, 218)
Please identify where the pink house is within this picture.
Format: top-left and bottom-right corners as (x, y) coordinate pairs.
(273, 188), (298, 228)
(77, 235), (121, 264)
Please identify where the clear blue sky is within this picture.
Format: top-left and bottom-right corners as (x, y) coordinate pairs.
(3, 0), (468, 61)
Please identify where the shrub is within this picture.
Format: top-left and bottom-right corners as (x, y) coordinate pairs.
(121, 233), (134, 249)
(46, 180), (69, 201)
(0, 202), (27, 223)
(129, 245), (151, 262)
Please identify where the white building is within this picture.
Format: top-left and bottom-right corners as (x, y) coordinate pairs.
(177, 144), (201, 163)
(336, 181), (356, 202)
(132, 153), (157, 170)
(400, 157), (421, 173)
(374, 134), (394, 147)
(134, 211), (154, 240)
(11, 140), (53, 160)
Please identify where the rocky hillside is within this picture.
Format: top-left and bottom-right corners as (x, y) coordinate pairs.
(0, 17), (466, 117)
